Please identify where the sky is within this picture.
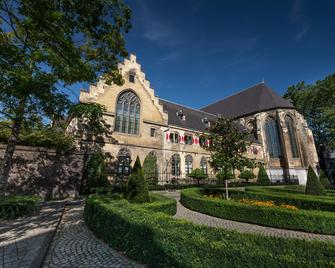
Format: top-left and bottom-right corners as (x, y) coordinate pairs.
(75, 0), (335, 109)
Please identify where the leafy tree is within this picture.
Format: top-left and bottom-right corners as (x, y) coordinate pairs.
(127, 156), (150, 203)
(319, 169), (331, 189)
(0, 0), (131, 196)
(206, 117), (256, 199)
(239, 170), (256, 183)
(216, 170), (234, 185)
(305, 166), (326, 196)
(284, 75), (335, 152)
(188, 168), (208, 185)
(143, 153), (158, 185)
(84, 151), (110, 193)
(257, 164), (271, 185)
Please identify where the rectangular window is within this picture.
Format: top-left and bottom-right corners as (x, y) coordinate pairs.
(184, 134), (193, 145)
(169, 132), (179, 143)
(150, 128), (156, 137)
(129, 74), (135, 83)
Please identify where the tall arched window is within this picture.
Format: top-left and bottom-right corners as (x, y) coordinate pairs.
(171, 154), (181, 177)
(200, 157), (207, 175)
(117, 148), (131, 176)
(185, 155), (193, 175)
(265, 117), (282, 158)
(285, 116), (299, 158)
(115, 91), (140, 134)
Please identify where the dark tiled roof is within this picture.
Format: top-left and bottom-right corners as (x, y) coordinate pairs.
(159, 98), (260, 144)
(201, 83), (295, 119)
(159, 99), (216, 132)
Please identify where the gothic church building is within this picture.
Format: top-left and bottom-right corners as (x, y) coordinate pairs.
(76, 54), (318, 185)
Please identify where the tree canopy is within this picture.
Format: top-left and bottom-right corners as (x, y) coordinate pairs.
(284, 74), (335, 151)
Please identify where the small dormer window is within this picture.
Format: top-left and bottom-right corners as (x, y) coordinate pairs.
(202, 117), (211, 128)
(129, 73), (135, 83)
(176, 109), (186, 121)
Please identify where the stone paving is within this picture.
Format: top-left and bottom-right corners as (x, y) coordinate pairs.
(0, 202), (63, 268)
(159, 190), (335, 244)
(42, 203), (144, 268)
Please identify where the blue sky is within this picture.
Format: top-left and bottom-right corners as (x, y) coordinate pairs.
(74, 0), (335, 109)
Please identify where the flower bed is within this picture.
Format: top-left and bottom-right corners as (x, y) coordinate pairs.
(181, 188), (335, 234)
(84, 193), (335, 267)
(0, 195), (41, 219)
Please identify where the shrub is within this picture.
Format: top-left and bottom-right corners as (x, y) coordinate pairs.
(239, 170), (256, 183)
(257, 164), (271, 185)
(305, 166), (326, 196)
(127, 156), (150, 203)
(320, 169), (331, 188)
(215, 170), (234, 184)
(181, 188), (335, 234)
(85, 194), (335, 267)
(188, 168), (207, 184)
(0, 195), (41, 219)
(85, 152), (110, 193)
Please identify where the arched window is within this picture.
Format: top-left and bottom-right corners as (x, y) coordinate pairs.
(115, 91), (140, 134)
(247, 120), (258, 140)
(265, 117), (282, 158)
(200, 157), (207, 175)
(185, 155), (193, 175)
(285, 116), (299, 158)
(117, 148), (131, 176)
(171, 154), (181, 177)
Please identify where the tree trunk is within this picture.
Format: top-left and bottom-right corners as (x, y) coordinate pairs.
(0, 99), (25, 197)
(225, 179), (229, 200)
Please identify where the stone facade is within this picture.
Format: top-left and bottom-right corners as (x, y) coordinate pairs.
(74, 54), (318, 185)
(0, 144), (84, 199)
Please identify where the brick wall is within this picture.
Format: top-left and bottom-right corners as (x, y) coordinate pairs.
(0, 144), (85, 199)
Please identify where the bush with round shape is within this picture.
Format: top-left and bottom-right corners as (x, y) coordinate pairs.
(127, 156), (150, 203)
(305, 166), (326, 196)
(239, 170), (256, 183)
(188, 168), (207, 184)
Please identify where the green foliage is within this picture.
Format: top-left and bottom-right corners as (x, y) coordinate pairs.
(257, 164), (271, 185)
(284, 75), (335, 150)
(239, 170), (256, 182)
(235, 187), (335, 212)
(216, 170), (234, 182)
(142, 153), (158, 185)
(305, 166), (326, 196)
(85, 152), (110, 192)
(181, 188), (335, 234)
(84, 194), (335, 267)
(127, 156), (150, 203)
(188, 168), (207, 184)
(0, 122), (74, 150)
(0, 195), (41, 219)
(320, 170), (331, 188)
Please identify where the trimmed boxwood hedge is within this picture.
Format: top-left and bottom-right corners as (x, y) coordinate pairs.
(181, 188), (335, 234)
(0, 195), (41, 219)
(234, 186), (335, 212)
(84, 193), (335, 267)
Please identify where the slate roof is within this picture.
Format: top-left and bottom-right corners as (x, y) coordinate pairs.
(159, 99), (216, 132)
(201, 83), (295, 119)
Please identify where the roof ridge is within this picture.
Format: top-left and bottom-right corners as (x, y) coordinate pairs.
(201, 82), (264, 110)
(159, 98), (217, 117)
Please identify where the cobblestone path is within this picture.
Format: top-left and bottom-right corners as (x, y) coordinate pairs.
(159, 190), (335, 244)
(42, 204), (144, 268)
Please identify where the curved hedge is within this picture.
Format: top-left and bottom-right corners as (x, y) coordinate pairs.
(181, 188), (335, 234)
(84, 193), (335, 267)
(0, 195), (41, 219)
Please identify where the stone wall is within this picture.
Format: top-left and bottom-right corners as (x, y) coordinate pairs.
(0, 144), (85, 199)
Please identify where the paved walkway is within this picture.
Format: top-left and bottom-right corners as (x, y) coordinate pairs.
(0, 202), (63, 268)
(159, 190), (335, 244)
(42, 203), (144, 268)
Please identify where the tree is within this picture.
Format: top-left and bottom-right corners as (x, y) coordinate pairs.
(188, 168), (208, 185)
(206, 117), (256, 199)
(257, 164), (271, 185)
(127, 156), (150, 203)
(305, 166), (326, 195)
(239, 170), (256, 183)
(319, 169), (331, 189)
(284, 75), (335, 154)
(143, 153), (158, 185)
(0, 0), (131, 196)
(85, 151), (110, 193)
